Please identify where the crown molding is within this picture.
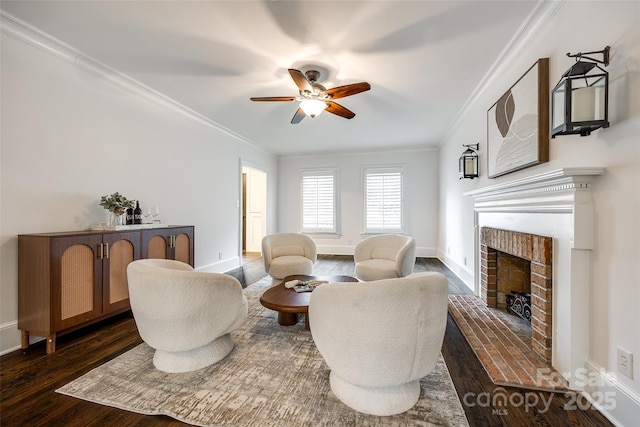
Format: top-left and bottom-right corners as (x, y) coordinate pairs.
(442, 0), (566, 144)
(0, 11), (272, 157)
(281, 145), (439, 160)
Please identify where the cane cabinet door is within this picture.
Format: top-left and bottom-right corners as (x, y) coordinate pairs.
(141, 226), (194, 266)
(52, 234), (103, 332)
(102, 231), (140, 313)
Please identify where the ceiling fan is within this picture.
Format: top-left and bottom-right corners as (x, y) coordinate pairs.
(250, 69), (371, 124)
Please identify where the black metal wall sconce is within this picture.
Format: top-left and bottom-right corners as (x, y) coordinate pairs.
(550, 46), (610, 138)
(459, 143), (479, 179)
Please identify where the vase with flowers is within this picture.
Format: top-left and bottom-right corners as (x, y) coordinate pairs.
(100, 192), (135, 227)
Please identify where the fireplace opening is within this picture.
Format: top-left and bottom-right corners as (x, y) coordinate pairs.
(496, 251), (531, 310)
(480, 227), (553, 362)
(496, 250), (533, 326)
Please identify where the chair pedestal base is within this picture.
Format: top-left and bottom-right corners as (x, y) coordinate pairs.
(152, 333), (235, 373)
(329, 371), (420, 416)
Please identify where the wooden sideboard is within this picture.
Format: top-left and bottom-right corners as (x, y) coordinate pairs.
(18, 225), (194, 354)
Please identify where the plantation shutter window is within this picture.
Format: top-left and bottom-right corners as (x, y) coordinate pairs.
(301, 170), (337, 233)
(364, 168), (403, 233)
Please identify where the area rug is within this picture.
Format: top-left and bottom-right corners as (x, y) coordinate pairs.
(57, 276), (469, 426)
(448, 294), (568, 392)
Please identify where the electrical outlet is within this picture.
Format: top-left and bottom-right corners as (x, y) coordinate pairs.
(219, 251), (224, 260)
(448, 247), (451, 254)
(617, 347), (633, 379)
(464, 257), (467, 266)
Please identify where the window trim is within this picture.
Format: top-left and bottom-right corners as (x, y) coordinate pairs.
(299, 168), (339, 235)
(362, 165), (405, 235)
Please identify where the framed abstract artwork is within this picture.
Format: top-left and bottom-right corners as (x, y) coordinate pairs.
(487, 58), (549, 178)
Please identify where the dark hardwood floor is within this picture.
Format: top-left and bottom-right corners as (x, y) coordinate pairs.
(0, 256), (612, 426)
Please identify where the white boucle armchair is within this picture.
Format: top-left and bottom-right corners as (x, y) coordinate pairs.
(127, 259), (248, 373)
(262, 233), (317, 279)
(354, 234), (416, 281)
(309, 272), (448, 416)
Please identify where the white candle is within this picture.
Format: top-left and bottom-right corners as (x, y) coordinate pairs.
(465, 158), (476, 175)
(572, 87), (596, 122)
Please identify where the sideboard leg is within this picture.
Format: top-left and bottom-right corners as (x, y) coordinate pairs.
(46, 334), (56, 354)
(21, 330), (29, 349)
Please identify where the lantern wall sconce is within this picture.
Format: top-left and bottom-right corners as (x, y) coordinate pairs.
(550, 46), (610, 138)
(459, 143), (479, 179)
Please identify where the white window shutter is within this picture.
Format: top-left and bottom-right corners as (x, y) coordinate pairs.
(364, 168), (403, 233)
(301, 170), (336, 233)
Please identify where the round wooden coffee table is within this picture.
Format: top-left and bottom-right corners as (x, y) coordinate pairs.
(260, 274), (358, 329)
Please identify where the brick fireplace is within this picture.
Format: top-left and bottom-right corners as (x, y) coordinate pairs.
(480, 227), (553, 362)
(465, 168), (604, 389)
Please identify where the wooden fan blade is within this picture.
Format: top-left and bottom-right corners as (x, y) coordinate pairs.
(250, 96), (296, 102)
(291, 107), (306, 124)
(326, 101), (356, 119)
(325, 82), (371, 100)
(288, 69), (313, 93)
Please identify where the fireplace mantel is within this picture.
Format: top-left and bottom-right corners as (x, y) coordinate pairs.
(465, 167), (605, 251)
(464, 167), (605, 213)
(464, 167), (605, 389)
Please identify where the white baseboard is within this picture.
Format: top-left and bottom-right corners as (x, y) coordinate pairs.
(197, 256), (241, 274)
(317, 245), (437, 258)
(317, 245), (353, 255)
(437, 250), (474, 292)
(1, 320), (22, 356)
(583, 359), (640, 427)
(415, 247), (438, 258)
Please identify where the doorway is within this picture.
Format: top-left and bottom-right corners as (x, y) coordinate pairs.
(241, 164), (267, 263)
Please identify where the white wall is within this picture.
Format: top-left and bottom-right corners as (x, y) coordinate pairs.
(438, 2), (640, 424)
(0, 27), (277, 353)
(278, 148), (439, 256)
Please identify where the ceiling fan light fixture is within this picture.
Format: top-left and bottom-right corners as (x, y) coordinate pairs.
(299, 98), (327, 118)
(250, 68), (370, 123)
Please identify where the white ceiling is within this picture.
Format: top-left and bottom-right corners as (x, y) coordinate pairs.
(1, 1), (539, 156)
